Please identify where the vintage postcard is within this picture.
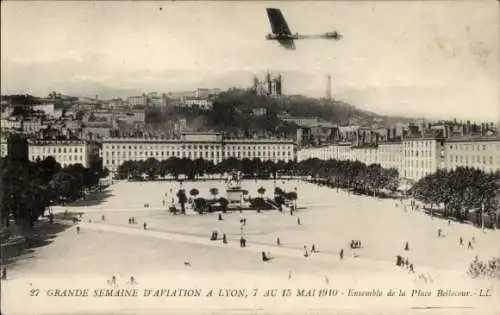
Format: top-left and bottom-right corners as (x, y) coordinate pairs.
(1, 1), (499, 314)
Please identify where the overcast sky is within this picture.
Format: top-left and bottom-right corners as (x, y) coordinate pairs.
(1, 1), (499, 121)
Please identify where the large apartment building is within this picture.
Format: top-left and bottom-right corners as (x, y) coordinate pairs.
(126, 95), (148, 107)
(297, 135), (500, 183)
(102, 132), (296, 173)
(401, 137), (443, 182)
(444, 136), (500, 174)
(378, 142), (404, 174)
(28, 139), (101, 168)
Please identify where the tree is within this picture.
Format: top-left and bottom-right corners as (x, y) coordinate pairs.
(194, 158), (206, 178)
(274, 187), (285, 197)
(209, 187), (219, 200)
(241, 158), (254, 176)
(409, 167), (500, 227)
(190, 188), (199, 199)
(1, 157), (51, 229)
(382, 168), (399, 193)
(193, 198), (207, 214)
(274, 195), (285, 211)
(257, 186), (266, 198)
(286, 191), (298, 209)
(166, 157), (182, 179)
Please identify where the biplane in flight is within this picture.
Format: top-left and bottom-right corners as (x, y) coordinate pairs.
(265, 8), (342, 50)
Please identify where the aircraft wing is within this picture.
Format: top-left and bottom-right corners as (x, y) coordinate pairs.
(277, 38), (296, 50)
(266, 8), (292, 35)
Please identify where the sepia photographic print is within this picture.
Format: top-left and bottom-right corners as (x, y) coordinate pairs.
(1, 1), (499, 314)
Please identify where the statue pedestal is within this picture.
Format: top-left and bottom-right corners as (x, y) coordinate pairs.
(226, 186), (243, 210)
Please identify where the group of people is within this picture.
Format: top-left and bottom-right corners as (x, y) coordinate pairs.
(395, 255), (414, 273)
(240, 236), (247, 247)
(350, 240), (362, 249)
(303, 244), (319, 257)
(459, 236), (475, 249)
(107, 275), (137, 286)
(128, 217), (137, 225)
(210, 230), (219, 241)
(239, 217), (247, 226)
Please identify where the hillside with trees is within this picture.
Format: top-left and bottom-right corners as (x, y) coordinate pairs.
(144, 88), (416, 137)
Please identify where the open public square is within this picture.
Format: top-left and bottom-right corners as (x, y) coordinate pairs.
(2, 179), (499, 314)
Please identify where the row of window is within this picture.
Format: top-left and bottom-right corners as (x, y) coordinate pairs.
(404, 160), (434, 169)
(403, 141), (435, 148)
(31, 147), (84, 154)
(106, 150), (291, 156)
(404, 150), (434, 158)
(448, 143), (500, 151)
(448, 155), (498, 165)
(108, 145), (219, 150)
(106, 144), (292, 151)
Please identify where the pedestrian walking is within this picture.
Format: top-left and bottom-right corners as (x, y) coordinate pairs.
(297, 217), (301, 225)
(1, 268), (6, 280)
(468, 241), (473, 249)
(339, 249), (344, 260)
(76, 226), (80, 234)
(143, 222), (147, 230)
(101, 214), (105, 221)
(211, 230), (218, 241)
(396, 255), (402, 266)
(223, 233), (228, 244)
(460, 237), (463, 246)
(404, 241), (409, 251)
(277, 237), (281, 246)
